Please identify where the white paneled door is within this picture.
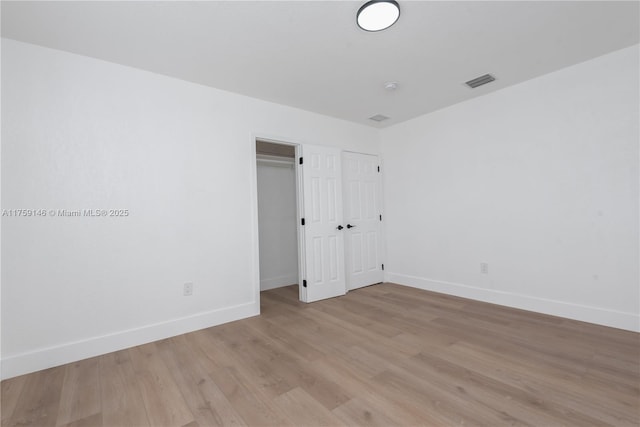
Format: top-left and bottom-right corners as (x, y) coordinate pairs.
(342, 152), (384, 290)
(300, 145), (346, 302)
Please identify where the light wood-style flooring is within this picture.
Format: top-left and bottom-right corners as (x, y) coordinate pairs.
(2, 283), (639, 426)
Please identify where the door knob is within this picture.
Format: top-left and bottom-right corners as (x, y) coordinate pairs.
(346, 224), (356, 229)
(336, 225), (344, 230)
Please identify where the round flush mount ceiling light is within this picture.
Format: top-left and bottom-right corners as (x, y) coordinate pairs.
(357, 0), (400, 32)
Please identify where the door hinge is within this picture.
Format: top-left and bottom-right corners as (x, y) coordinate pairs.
(377, 165), (380, 172)
(303, 280), (307, 288)
(379, 214), (382, 221)
(381, 264), (385, 271)
(299, 157), (303, 165)
(301, 218), (305, 226)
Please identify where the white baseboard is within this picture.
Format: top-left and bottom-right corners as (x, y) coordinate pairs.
(260, 274), (298, 291)
(386, 272), (640, 333)
(1, 300), (260, 380)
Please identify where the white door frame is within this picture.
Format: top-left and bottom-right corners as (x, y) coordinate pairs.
(294, 143), (307, 302)
(250, 135), (385, 307)
(252, 136), (307, 305)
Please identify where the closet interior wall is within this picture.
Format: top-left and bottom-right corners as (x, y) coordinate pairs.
(256, 141), (299, 291)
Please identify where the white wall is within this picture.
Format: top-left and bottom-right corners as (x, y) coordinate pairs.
(381, 45), (639, 332)
(257, 160), (298, 291)
(1, 39), (379, 379)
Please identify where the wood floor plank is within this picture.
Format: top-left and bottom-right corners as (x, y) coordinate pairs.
(99, 350), (150, 427)
(56, 357), (101, 426)
(244, 315), (327, 362)
(302, 306), (417, 360)
(374, 367), (509, 426)
(311, 355), (441, 426)
(58, 412), (102, 427)
(215, 315), (351, 413)
(128, 342), (195, 427)
(207, 322), (296, 398)
(2, 283), (638, 427)
(157, 335), (246, 427)
(211, 366), (292, 426)
(241, 320), (352, 411)
(317, 297), (405, 338)
(332, 397), (400, 427)
(0, 374), (27, 426)
(435, 342), (637, 426)
(6, 366), (65, 427)
(272, 387), (339, 426)
(404, 350), (601, 426)
(187, 328), (240, 373)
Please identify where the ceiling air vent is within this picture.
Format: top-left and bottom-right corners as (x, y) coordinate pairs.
(465, 74), (495, 88)
(369, 114), (390, 122)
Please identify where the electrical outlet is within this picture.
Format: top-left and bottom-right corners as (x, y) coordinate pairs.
(480, 263), (489, 274)
(183, 282), (193, 296)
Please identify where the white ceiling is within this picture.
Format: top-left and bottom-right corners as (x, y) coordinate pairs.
(2, 1), (639, 128)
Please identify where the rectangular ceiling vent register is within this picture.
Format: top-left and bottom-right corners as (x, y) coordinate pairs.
(465, 74), (495, 88)
(369, 114), (390, 122)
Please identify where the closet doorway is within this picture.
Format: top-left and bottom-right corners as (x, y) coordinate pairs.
(254, 139), (384, 304)
(255, 140), (300, 295)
